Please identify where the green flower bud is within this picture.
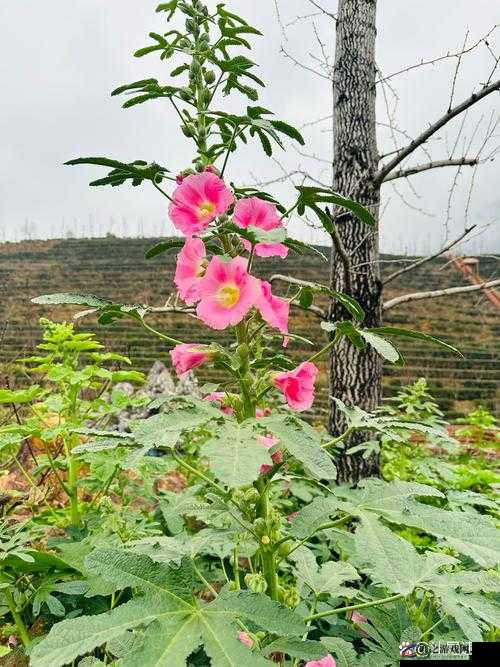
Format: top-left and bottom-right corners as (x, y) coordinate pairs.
(179, 88), (193, 102)
(244, 488), (260, 505)
(204, 70), (216, 84)
(282, 586), (300, 609)
(194, 161), (206, 173)
(261, 535), (271, 546)
(253, 518), (267, 535)
(278, 541), (292, 558)
(269, 510), (281, 531)
(181, 124), (196, 138)
(178, 37), (191, 49)
(244, 573), (267, 594)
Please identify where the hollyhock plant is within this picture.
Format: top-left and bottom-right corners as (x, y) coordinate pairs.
(169, 343), (211, 377)
(256, 280), (289, 335)
(273, 361), (319, 412)
(169, 171), (234, 235)
(174, 236), (207, 305)
(197, 256), (260, 330)
(233, 196), (288, 258)
(305, 656), (336, 667)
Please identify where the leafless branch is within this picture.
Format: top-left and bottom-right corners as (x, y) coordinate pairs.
(376, 25), (499, 85)
(383, 157), (479, 182)
(383, 278), (500, 311)
(376, 78), (500, 183)
(330, 218), (353, 295)
(306, 0), (337, 21)
(279, 45), (330, 80)
(383, 225), (477, 286)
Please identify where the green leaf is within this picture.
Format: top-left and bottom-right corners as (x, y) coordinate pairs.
(211, 589), (307, 637)
(30, 597), (163, 667)
(368, 327), (462, 358)
(201, 421), (272, 488)
(32, 293), (112, 307)
(270, 120), (305, 145)
(263, 638), (327, 661)
(200, 615), (270, 666)
(352, 515), (455, 595)
(292, 547), (360, 598)
(296, 185), (376, 227)
(321, 637), (358, 667)
(259, 415), (337, 480)
(121, 618), (201, 667)
(286, 496), (341, 539)
(84, 550), (194, 603)
(0, 385), (42, 404)
(358, 330), (402, 364)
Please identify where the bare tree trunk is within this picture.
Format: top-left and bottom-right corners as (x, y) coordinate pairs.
(329, 0), (382, 483)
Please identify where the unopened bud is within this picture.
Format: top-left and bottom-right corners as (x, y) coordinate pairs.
(244, 573), (267, 594)
(204, 70), (216, 84)
(261, 535), (271, 545)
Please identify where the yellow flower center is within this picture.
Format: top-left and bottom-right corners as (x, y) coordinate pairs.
(197, 201), (215, 218)
(216, 284), (240, 309)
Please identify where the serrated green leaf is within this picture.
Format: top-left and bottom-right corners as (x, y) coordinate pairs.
(201, 421), (271, 488)
(258, 415), (337, 480)
(31, 293), (112, 307)
(263, 638), (327, 660)
(121, 618), (201, 667)
(321, 637), (358, 667)
(210, 589), (307, 636)
(358, 330), (402, 364)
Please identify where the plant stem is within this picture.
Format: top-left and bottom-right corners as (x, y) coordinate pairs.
(256, 479), (278, 600)
(193, 560), (218, 597)
(137, 318), (183, 346)
(306, 331), (341, 365)
(3, 586), (31, 647)
(322, 427), (354, 450)
(304, 593), (405, 622)
(172, 452), (227, 497)
(64, 437), (80, 527)
(232, 546), (241, 591)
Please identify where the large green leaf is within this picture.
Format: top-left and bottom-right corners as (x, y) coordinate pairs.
(201, 421), (271, 488)
(211, 589), (307, 637)
(321, 637), (358, 667)
(286, 496), (341, 540)
(121, 618), (201, 667)
(258, 415), (337, 480)
(368, 327), (462, 358)
(263, 638), (327, 661)
(30, 597), (167, 667)
(296, 186), (376, 227)
(292, 547), (360, 599)
(352, 516), (455, 595)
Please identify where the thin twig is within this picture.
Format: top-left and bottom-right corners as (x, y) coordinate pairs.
(383, 278), (500, 310)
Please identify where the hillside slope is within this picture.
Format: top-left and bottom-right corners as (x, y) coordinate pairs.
(1, 237), (498, 418)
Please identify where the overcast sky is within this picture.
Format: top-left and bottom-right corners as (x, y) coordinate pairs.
(0, 0), (498, 254)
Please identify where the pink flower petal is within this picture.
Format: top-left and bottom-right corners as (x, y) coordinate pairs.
(234, 197), (288, 258)
(273, 361), (318, 412)
(197, 256), (260, 330)
(169, 172), (234, 235)
(169, 343), (210, 377)
(256, 280), (289, 335)
(305, 655), (336, 667)
(174, 237), (206, 305)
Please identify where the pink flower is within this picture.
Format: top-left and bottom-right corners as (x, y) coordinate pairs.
(170, 343), (211, 377)
(169, 172), (234, 235)
(305, 656), (336, 667)
(238, 631), (253, 648)
(174, 237), (207, 305)
(273, 361), (318, 412)
(256, 407), (272, 418)
(204, 391), (234, 416)
(8, 635), (18, 647)
(197, 256), (260, 330)
(351, 611), (368, 624)
(259, 434), (283, 474)
(286, 512), (298, 523)
(233, 197), (288, 258)
(256, 280), (289, 335)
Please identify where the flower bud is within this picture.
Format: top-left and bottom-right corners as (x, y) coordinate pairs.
(253, 518), (267, 535)
(179, 88), (193, 102)
(261, 535), (271, 546)
(204, 70), (216, 84)
(282, 585), (300, 608)
(244, 488), (260, 505)
(278, 541), (292, 558)
(244, 573), (267, 594)
(178, 37), (191, 49)
(181, 124), (196, 138)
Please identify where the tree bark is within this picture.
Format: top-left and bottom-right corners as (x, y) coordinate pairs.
(329, 0), (382, 483)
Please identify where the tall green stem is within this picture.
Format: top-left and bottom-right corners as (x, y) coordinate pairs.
(256, 480), (278, 600)
(304, 592), (405, 622)
(3, 586), (30, 648)
(64, 436), (80, 527)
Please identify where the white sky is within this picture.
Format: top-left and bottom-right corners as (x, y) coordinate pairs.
(0, 0), (498, 254)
